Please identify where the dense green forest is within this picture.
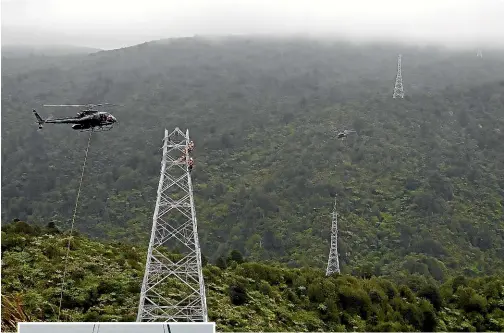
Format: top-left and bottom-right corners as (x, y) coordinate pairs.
(2, 37), (504, 282)
(2, 221), (504, 331)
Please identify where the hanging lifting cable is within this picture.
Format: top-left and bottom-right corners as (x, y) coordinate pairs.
(57, 131), (93, 321)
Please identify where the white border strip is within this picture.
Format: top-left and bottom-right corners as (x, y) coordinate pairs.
(18, 322), (215, 333)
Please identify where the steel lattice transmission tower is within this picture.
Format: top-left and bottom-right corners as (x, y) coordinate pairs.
(137, 127), (208, 322)
(326, 197), (340, 276)
(393, 54), (404, 99)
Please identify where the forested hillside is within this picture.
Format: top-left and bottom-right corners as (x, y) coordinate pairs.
(2, 37), (504, 281)
(2, 221), (504, 332)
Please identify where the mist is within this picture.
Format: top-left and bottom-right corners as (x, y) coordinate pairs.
(2, 0), (504, 50)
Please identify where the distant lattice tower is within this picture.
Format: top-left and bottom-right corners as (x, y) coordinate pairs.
(326, 197), (340, 276)
(393, 54), (405, 99)
(137, 127), (208, 322)
(477, 49), (483, 58)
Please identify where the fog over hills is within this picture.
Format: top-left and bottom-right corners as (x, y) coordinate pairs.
(1, 44), (102, 58)
(2, 0), (503, 50)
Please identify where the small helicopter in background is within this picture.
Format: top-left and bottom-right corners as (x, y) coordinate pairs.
(33, 103), (118, 131)
(326, 121), (358, 140)
(336, 129), (356, 139)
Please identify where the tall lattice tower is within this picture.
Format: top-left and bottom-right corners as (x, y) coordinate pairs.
(477, 49), (483, 58)
(137, 127), (208, 322)
(326, 197), (340, 276)
(393, 54), (404, 99)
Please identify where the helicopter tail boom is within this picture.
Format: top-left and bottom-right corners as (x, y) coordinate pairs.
(33, 109), (45, 129)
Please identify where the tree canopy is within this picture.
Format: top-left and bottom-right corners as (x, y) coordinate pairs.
(2, 221), (504, 331)
(2, 36), (504, 286)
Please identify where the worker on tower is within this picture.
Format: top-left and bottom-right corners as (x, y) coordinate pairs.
(188, 140), (194, 152)
(188, 157), (194, 171)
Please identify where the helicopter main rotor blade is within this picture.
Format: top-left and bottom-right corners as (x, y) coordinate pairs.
(43, 103), (121, 107)
(43, 104), (90, 107)
(94, 103), (122, 107)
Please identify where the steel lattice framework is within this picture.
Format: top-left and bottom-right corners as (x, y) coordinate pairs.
(137, 127), (208, 322)
(326, 197), (340, 276)
(393, 54), (405, 99)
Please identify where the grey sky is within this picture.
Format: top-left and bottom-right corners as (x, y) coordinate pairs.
(2, 0), (504, 49)
(18, 323), (214, 333)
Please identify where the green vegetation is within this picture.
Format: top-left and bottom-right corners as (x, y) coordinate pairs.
(1, 37), (504, 330)
(2, 37), (504, 279)
(2, 221), (504, 331)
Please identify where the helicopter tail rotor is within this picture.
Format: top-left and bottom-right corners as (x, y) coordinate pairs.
(33, 109), (45, 129)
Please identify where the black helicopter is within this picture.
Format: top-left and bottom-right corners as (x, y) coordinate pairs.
(33, 103), (118, 131)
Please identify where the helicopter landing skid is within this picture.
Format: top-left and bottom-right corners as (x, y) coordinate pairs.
(80, 125), (113, 132)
